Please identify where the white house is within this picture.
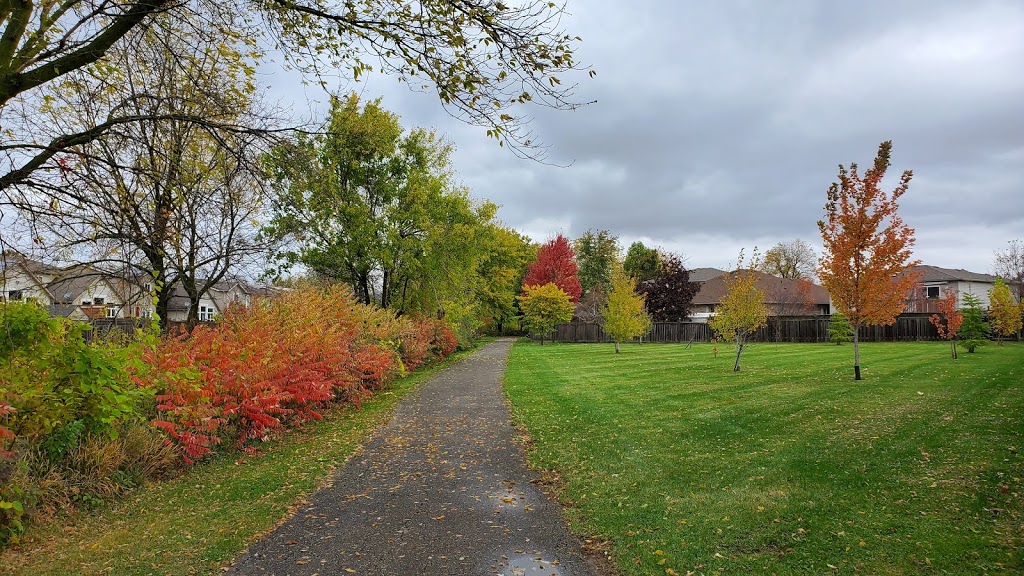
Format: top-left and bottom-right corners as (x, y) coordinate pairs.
(164, 278), (253, 323)
(903, 265), (999, 311)
(0, 254), (61, 305)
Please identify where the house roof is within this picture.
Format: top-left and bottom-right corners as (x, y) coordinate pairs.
(907, 265), (997, 284)
(46, 265), (124, 304)
(688, 267), (727, 283)
(692, 270), (830, 306)
(47, 304), (78, 318)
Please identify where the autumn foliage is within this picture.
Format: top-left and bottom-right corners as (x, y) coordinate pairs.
(709, 251), (768, 372)
(988, 278), (1023, 343)
(928, 290), (963, 359)
(144, 286), (457, 462)
(818, 141), (921, 380)
(523, 235), (583, 302)
(517, 283), (575, 345)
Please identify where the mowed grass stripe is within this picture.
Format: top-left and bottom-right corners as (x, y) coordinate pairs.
(505, 341), (1023, 576)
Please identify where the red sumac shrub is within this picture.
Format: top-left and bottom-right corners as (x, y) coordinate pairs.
(145, 286), (410, 462)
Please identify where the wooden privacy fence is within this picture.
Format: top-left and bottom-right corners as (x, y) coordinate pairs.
(547, 314), (942, 344)
(81, 318), (145, 343)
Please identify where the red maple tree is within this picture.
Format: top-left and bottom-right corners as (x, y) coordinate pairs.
(523, 235), (583, 302)
(929, 289), (963, 359)
(818, 141), (921, 380)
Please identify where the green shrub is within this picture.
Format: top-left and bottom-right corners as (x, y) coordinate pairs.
(1, 302), (155, 542)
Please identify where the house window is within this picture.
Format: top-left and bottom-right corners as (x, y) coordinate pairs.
(105, 306), (117, 318)
(8, 290), (22, 301)
(81, 300), (92, 306)
(199, 305), (215, 322)
(94, 297), (105, 305)
(925, 286), (940, 299)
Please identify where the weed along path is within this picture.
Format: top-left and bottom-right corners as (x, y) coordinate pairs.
(225, 338), (598, 576)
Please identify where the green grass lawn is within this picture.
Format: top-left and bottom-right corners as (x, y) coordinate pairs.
(0, 346), (482, 576)
(505, 341), (1024, 576)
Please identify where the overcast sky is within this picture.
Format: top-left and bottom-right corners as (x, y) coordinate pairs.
(266, 0), (1024, 275)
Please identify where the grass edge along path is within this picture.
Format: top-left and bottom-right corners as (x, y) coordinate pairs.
(0, 343), (486, 576)
(504, 340), (1024, 576)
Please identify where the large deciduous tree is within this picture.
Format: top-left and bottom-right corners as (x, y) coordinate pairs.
(573, 229), (619, 296)
(601, 263), (650, 353)
(709, 250), (768, 372)
(623, 241), (660, 282)
(928, 289), (962, 359)
(3, 15), (268, 330)
(638, 253), (698, 322)
(522, 235), (582, 302)
(476, 226), (534, 335)
(760, 239), (817, 280)
(264, 93), (491, 325)
(817, 141), (920, 380)
(1, 0), (590, 195)
(993, 240), (1024, 301)
(517, 283), (574, 345)
(989, 278), (1023, 343)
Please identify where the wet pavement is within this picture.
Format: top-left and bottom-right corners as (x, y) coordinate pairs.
(225, 339), (600, 576)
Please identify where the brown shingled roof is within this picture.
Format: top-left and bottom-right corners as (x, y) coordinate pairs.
(692, 270), (829, 306)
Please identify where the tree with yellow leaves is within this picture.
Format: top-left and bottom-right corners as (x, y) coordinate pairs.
(710, 250), (768, 372)
(517, 283), (575, 345)
(601, 263), (652, 353)
(989, 278), (1023, 343)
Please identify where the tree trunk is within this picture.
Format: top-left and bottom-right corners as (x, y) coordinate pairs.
(733, 336), (744, 372)
(853, 326), (861, 380)
(951, 340), (957, 359)
(614, 340), (620, 354)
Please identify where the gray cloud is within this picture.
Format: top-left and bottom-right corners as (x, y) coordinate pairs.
(271, 0), (1024, 274)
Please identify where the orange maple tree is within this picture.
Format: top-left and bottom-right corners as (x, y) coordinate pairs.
(929, 289), (963, 359)
(817, 141), (921, 380)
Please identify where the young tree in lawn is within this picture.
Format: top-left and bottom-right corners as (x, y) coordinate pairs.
(573, 230), (619, 296)
(828, 311), (854, 345)
(709, 250), (768, 372)
(523, 235), (583, 302)
(989, 278), (1023, 343)
(517, 283), (575, 345)
(623, 241), (660, 282)
(929, 289), (963, 359)
(638, 253), (699, 321)
(601, 263), (651, 353)
(959, 293), (989, 353)
(817, 141), (921, 380)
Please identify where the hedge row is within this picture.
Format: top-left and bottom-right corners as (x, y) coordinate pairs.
(0, 286), (459, 543)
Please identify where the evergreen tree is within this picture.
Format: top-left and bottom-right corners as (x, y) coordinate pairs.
(828, 311), (854, 345)
(960, 293), (989, 353)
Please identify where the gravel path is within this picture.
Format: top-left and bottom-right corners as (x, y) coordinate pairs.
(225, 338), (600, 576)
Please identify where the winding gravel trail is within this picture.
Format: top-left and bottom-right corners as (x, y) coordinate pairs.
(225, 338), (600, 576)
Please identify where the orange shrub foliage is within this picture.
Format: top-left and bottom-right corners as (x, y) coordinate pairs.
(143, 286), (456, 463)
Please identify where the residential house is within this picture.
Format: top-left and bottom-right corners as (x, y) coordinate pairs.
(165, 278), (252, 323)
(688, 267), (727, 283)
(0, 253), (61, 305)
(4, 254), (278, 324)
(689, 270), (831, 323)
(902, 265), (999, 313)
(47, 265), (131, 319)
